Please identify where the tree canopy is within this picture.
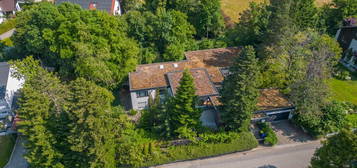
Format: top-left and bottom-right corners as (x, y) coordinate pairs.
(12, 2), (140, 89)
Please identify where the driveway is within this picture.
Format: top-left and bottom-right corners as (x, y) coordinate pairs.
(154, 141), (321, 168)
(271, 120), (312, 145)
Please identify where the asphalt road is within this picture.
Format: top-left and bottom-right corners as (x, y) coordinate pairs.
(155, 141), (321, 168)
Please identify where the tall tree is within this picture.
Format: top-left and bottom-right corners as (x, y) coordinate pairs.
(13, 57), (69, 168)
(220, 46), (260, 132)
(12, 2), (140, 89)
(167, 69), (200, 138)
(66, 78), (116, 168)
(290, 0), (318, 30)
(228, 2), (271, 46)
(310, 128), (357, 168)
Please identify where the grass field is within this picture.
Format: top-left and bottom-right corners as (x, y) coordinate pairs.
(0, 134), (17, 168)
(221, 0), (331, 23)
(327, 73), (357, 105)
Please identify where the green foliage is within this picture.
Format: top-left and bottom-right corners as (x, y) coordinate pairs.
(0, 134), (17, 168)
(310, 128), (357, 168)
(228, 2), (270, 46)
(142, 132), (258, 167)
(145, 0), (225, 39)
(123, 10), (195, 61)
(129, 109), (138, 116)
(166, 69), (201, 138)
(15, 57), (67, 168)
(0, 19), (16, 34)
(66, 78), (116, 168)
(319, 0), (357, 35)
(258, 122), (278, 146)
(220, 46), (260, 132)
(121, 0), (144, 13)
(12, 2), (139, 89)
(289, 0), (319, 30)
(346, 114), (357, 128)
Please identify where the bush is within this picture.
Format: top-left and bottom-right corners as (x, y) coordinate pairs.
(258, 122), (278, 146)
(0, 19), (16, 35)
(128, 109), (138, 116)
(142, 132), (258, 167)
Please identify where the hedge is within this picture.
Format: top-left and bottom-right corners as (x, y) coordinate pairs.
(0, 19), (16, 35)
(142, 132), (258, 167)
(258, 122), (278, 146)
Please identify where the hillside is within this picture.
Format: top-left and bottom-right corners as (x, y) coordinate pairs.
(221, 0), (332, 24)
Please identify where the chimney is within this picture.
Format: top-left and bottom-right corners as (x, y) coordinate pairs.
(173, 63), (178, 68)
(159, 65), (164, 69)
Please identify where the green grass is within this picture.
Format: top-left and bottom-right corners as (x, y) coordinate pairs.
(346, 114), (357, 128)
(0, 19), (16, 35)
(221, 0), (331, 23)
(143, 132), (258, 167)
(0, 134), (17, 168)
(327, 73), (357, 105)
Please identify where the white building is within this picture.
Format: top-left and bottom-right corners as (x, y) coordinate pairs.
(336, 26), (357, 71)
(0, 62), (24, 131)
(0, 0), (21, 24)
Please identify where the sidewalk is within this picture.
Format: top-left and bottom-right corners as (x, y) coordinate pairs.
(4, 136), (28, 168)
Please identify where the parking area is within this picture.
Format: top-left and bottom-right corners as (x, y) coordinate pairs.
(270, 120), (312, 145)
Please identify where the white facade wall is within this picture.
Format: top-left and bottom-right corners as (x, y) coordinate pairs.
(5, 67), (24, 109)
(113, 0), (121, 15)
(131, 89), (156, 110)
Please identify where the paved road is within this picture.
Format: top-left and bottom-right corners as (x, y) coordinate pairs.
(155, 141), (321, 168)
(0, 29), (15, 40)
(4, 136), (28, 168)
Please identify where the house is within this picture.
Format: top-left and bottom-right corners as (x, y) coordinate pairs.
(128, 48), (295, 128)
(0, 62), (23, 131)
(0, 0), (21, 23)
(335, 19), (357, 71)
(56, 0), (121, 15)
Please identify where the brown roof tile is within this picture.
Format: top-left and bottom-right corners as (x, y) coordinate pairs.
(129, 47), (241, 91)
(209, 89), (293, 111)
(0, 0), (16, 12)
(167, 69), (218, 97)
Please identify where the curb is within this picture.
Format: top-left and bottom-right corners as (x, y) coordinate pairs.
(3, 133), (19, 168)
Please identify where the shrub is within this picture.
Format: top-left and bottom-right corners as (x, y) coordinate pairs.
(142, 132), (258, 167)
(0, 19), (16, 35)
(258, 122), (278, 146)
(128, 109), (138, 116)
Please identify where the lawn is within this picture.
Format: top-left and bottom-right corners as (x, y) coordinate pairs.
(327, 73), (357, 105)
(0, 19), (16, 35)
(221, 0), (331, 23)
(0, 134), (17, 168)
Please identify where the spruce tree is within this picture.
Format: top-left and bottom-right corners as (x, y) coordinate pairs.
(168, 69), (200, 138)
(220, 46), (260, 132)
(66, 78), (116, 168)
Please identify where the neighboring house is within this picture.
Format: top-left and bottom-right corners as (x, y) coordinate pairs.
(336, 24), (357, 71)
(128, 48), (294, 128)
(0, 0), (21, 23)
(56, 0), (121, 15)
(0, 62), (23, 131)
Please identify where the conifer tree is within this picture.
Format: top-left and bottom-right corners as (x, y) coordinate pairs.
(220, 46), (260, 132)
(66, 78), (116, 168)
(168, 69), (200, 138)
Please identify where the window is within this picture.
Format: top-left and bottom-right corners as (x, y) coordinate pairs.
(136, 90), (148, 98)
(158, 88), (167, 95)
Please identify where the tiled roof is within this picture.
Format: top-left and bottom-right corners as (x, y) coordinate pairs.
(209, 89), (293, 111)
(0, 0), (16, 12)
(129, 47), (241, 91)
(167, 69), (218, 97)
(56, 0), (114, 13)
